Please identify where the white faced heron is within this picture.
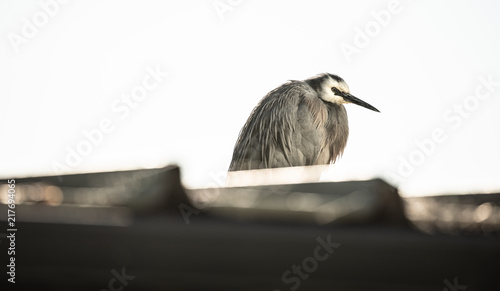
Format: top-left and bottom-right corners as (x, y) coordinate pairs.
(229, 73), (380, 171)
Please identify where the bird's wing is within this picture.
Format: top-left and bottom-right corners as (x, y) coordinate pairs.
(229, 81), (328, 171)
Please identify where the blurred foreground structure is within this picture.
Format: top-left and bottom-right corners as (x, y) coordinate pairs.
(0, 165), (499, 290)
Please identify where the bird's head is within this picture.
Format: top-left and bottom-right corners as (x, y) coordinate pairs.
(306, 73), (380, 112)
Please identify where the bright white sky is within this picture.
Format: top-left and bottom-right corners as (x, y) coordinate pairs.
(1, 0), (499, 197)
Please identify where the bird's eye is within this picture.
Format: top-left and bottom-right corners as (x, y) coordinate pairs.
(331, 87), (341, 95)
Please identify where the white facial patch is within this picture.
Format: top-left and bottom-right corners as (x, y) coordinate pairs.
(319, 76), (350, 105)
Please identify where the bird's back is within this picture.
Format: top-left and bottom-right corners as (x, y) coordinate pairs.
(229, 80), (349, 171)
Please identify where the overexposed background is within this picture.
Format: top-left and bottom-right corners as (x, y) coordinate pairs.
(1, 0), (499, 196)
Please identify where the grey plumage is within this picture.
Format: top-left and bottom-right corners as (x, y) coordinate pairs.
(229, 73), (379, 172)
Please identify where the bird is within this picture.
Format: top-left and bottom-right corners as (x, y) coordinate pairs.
(229, 73), (379, 172)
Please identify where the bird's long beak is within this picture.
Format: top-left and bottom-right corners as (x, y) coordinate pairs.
(342, 93), (380, 112)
